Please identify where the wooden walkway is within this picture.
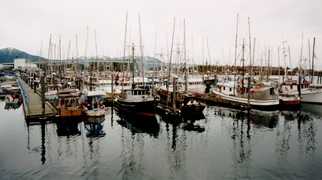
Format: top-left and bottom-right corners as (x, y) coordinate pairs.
(18, 78), (57, 120)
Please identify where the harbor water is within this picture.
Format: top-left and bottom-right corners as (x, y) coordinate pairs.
(0, 100), (322, 180)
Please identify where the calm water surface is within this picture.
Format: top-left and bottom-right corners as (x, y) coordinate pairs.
(0, 101), (322, 180)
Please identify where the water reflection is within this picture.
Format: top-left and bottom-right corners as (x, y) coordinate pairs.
(228, 110), (252, 169)
(296, 111), (317, 154)
(215, 107), (278, 129)
(26, 121), (48, 165)
(40, 122), (46, 164)
(163, 117), (188, 179)
(55, 119), (82, 136)
(301, 104), (322, 117)
(84, 117), (106, 138)
(1, 101), (322, 179)
(214, 106), (320, 179)
(117, 113), (160, 138)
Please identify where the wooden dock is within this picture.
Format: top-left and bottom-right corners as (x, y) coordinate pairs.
(18, 78), (57, 120)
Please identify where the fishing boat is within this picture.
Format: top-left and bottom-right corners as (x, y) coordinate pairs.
(212, 21), (279, 111)
(279, 80), (301, 108)
(45, 84), (59, 100)
(114, 41), (156, 119)
(57, 89), (82, 117)
(213, 79), (280, 110)
(301, 85), (322, 104)
(1, 83), (20, 94)
(300, 37), (322, 105)
(156, 83), (206, 118)
(115, 86), (156, 118)
(81, 89), (106, 117)
(277, 79), (322, 106)
(155, 19), (206, 118)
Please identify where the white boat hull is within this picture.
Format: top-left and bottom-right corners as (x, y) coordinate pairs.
(301, 89), (322, 104)
(213, 90), (279, 110)
(85, 109), (106, 117)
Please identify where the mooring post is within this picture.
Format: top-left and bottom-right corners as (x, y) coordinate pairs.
(40, 69), (46, 115)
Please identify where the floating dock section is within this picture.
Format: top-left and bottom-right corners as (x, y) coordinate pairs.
(18, 78), (57, 120)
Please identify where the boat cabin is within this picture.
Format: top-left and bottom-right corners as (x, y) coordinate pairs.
(57, 90), (82, 117)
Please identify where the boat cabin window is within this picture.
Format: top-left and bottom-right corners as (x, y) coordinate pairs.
(270, 88), (274, 95)
(126, 89), (148, 96)
(229, 88), (232, 92)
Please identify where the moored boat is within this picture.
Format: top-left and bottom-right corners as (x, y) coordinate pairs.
(57, 89), (82, 117)
(279, 80), (301, 109)
(81, 89), (107, 117)
(115, 87), (157, 119)
(212, 79), (280, 111)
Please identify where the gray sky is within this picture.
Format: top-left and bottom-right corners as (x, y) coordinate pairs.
(0, 0), (321, 69)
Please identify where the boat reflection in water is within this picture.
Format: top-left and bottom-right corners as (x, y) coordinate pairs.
(84, 116), (106, 138)
(2, 98), (322, 179)
(301, 103), (322, 117)
(214, 106), (278, 129)
(25, 121), (48, 165)
(212, 105), (318, 179)
(182, 114), (206, 133)
(117, 112), (160, 138)
(55, 118), (82, 137)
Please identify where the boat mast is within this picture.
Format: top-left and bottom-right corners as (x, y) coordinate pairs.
(183, 19), (188, 92)
(206, 37), (211, 77)
(247, 17), (253, 109)
(248, 17), (252, 76)
(152, 32), (157, 87)
(166, 18), (176, 106)
(288, 46), (291, 74)
(252, 38), (256, 75)
(94, 29), (98, 73)
(233, 14), (239, 95)
(122, 12), (128, 90)
(67, 40), (71, 63)
(311, 37), (316, 83)
(59, 35), (62, 79)
(85, 26), (89, 61)
(277, 46), (280, 77)
(282, 41), (287, 81)
(299, 33), (304, 78)
(138, 13), (145, 86)
(75, 34), (80, 75)
(241, 39), (245, 91)
(131, 43), (135, 90)
(47, 34), (52, 74)
(266, 48), (270, 81)
(308, 39), (311, 80)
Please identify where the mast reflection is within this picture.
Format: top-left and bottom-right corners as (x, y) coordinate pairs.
(119, 123), (145, 179)
(25, 120), (48, 165)
(117, 115), (160, 138)
(296, 111), (317, 154)
(84, 117), (106, 138)
(162, 115), (188, 179)
(55, 118), (82, 137)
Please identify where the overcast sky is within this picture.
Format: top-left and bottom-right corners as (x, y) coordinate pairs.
(0, 0), (321, 68)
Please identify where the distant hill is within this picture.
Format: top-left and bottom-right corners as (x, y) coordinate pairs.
(0, 48), (44, 63)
